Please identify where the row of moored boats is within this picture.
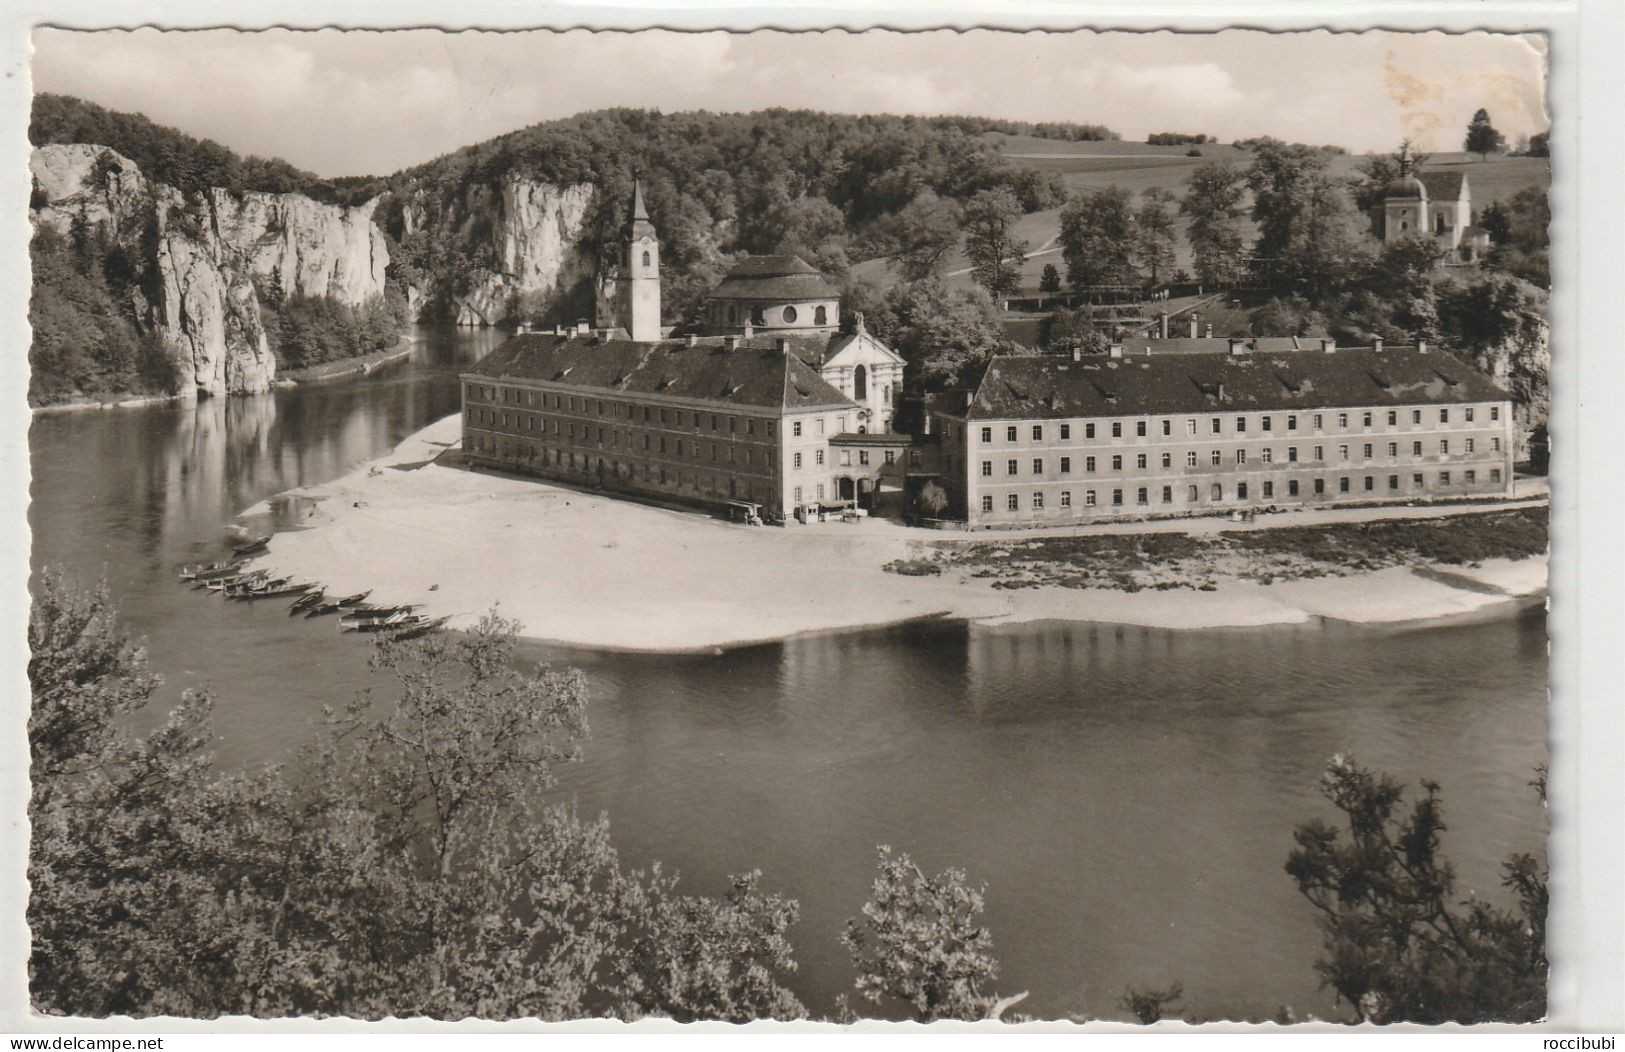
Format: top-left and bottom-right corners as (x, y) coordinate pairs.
(177, 557), (449, 640)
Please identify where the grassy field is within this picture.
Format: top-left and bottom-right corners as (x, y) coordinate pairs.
(868, 137), (1552, 298)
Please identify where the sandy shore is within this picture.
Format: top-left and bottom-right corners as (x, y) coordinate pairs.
(248, 415), (1548, 651)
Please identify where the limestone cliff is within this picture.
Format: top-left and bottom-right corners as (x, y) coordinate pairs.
(393, 175), (595, 327)
(30, 143), (387, 398)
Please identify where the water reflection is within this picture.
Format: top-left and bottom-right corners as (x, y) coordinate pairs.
(26, 329), (1547, 1022)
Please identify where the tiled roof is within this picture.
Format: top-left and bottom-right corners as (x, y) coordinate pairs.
(963, 346), (1509, 421)
(464, 334), (855, 411)
(1119, 336), (1311, 355)
(1418, 170), (1467, 200)
(711, 254), (838, 301)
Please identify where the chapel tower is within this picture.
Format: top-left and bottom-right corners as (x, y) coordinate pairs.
(617, 177), (661, 342)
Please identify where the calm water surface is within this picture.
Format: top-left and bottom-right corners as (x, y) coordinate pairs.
(28, 328), (1548, 1022)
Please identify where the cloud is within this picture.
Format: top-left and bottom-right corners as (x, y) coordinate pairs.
(29, 28), (1548, 176)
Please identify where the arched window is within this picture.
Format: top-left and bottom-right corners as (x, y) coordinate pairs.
(783, 305), (798, 324)
(642, 250), (651, 267)
(853, 364), (868, 401)
(814, 305), (828, 326)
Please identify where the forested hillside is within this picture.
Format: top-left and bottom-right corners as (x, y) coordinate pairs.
(30, 95), (1120, 403)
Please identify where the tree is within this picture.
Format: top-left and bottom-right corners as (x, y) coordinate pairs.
(915, 481), (949, 517)
(1181, 162), (1248, 285)
(880, 191), (963, 281)
(28, 575), (807, 1020)
(1119, 982), (1184, 1024)
(1039, 262), (1062, 293)
(1464, 109), (1507, 161)
(1285, 755), (1547, 1024)
(850, 275), (1011, 395)
(961, 188), (1029, 297)
(1132, 187), (1179, 285)
(842, 846), (1002, 1022)
(1526, 131), (1549, 158)
(1244, 138), (1371, 297)
(1059, 185), (1136, 289)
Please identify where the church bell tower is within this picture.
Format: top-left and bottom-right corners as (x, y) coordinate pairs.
(616, 177), (661, 342)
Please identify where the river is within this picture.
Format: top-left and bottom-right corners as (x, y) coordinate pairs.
(27, 327), (1549, 1023)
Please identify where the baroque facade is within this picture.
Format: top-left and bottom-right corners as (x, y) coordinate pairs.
(932, 339), (1516, 528)
(461, 181), (908, 519)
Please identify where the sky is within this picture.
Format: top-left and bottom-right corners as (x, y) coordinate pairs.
(29, 27), (1548, 179)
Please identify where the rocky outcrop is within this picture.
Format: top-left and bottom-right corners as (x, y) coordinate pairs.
(30, 143), (390, 398)
(206, 187), (388, 305)
(397, 175), (594, 327)
(153, 230), (277, 396)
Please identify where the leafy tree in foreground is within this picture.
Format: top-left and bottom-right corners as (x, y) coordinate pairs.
(28, 573), (805, 1021)
(1039, 262), (1062, 294)
(1285, 755), (1546, 1024)
(842, 845), (1002, 1022)
(1119, 982), (1185, 1024)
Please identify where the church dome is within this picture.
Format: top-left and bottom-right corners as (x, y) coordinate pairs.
(1382, 175), (1426, 200)
(709, 254), (837, 302)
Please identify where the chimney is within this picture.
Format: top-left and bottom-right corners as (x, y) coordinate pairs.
(1228, 338), (1246, 356)
(723, 335), (740, 351)
(1217, 382), (1227, 402)
(1204, 324), (1214, 338)
(1373, 337), (1384, 353)
(777, 337), (792, 354)
(686, 333), (698, 347)
(553, 324), (564, 336)
(1071, 346), (1082, 363)
(1108, 343), (1124, 359)
(1321, 338), (1337, 354)
(1188, 314), (1200, 339)
(1416, 339), (1428, 354)
(1159, 312), (1169, 339)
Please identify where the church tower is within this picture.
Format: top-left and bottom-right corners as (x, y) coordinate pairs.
(616, 177), (661, 342)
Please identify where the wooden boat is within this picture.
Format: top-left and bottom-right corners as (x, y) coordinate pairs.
(237, 581), (314, 601)
(381, 615), (451, 641)
(179, 559), (245, 583)
(227, 577), (312, 600)
(342, 611), (415, 633)
(304, 590), (371, 618)
(231, 536), (270, 557)
(289, 589), (326, 614)
(207, 569), (268, 592)
(339, 604), (418, 624)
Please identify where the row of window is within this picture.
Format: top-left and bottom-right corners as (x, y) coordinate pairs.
(466, 425), (774, 472)
(978, 468), (1503, 513)
(972, 405), (1502, 445)
(978, 436), (1505, 477)
(792, 448), (897, 470)
(712, 302), (831, 327)
(469, 409), (780, 462)
(468, 385), (777, 437)
(467, 435), (766, 503)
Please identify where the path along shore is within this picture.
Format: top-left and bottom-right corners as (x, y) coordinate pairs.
(247, 414), (1548, 653)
